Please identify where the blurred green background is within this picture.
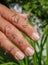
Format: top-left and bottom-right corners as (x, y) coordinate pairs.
(0, 0), (48, 65)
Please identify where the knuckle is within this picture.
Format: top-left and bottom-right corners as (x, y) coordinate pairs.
(4, 24), (14, 35)
(8, 46), (15, 53)
(11, 14), (20, 24)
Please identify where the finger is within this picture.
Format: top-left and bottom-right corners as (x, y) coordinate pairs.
(0, 16), (34, 56)
(0, 4), (40, 41)
(0, 31), (24, 60)
(11, 9), (27, 19)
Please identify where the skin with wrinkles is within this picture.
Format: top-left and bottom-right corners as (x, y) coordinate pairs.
(0, 31), (25, 60)
(0, 4), (39, 41)
(0, 4), (40, 60)
(0, 16), (34, 56)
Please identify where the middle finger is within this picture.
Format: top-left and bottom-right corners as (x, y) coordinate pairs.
(0, 16), (34, 56)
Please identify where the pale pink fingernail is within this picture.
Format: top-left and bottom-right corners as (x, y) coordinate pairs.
(32, 32), (40, 41)
(25, 47), (34, 56)
(15, 51), (25, 60)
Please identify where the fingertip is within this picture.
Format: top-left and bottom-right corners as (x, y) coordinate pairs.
(31, 32), (40, 41)
(19, 13), (28, 19)
(25, 47), (34, 56)
(15, 51), (25, 60)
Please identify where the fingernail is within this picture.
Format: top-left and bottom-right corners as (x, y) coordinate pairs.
(25, 47), (34, 56)
(15, 51), (25, 60)
(32, 33), (40, 41)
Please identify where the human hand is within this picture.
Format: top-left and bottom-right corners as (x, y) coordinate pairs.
(0, 4), (40, 60)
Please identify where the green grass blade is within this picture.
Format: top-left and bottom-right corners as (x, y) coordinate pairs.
(0, 62), (18, 65)
(25, 56), (29, 65)
(18, 60), (25, 65)
(46, 36), (48, 65)
(32, 42), (38, 65)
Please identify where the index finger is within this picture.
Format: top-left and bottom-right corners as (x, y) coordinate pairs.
(0, 4), (40, 41)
